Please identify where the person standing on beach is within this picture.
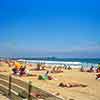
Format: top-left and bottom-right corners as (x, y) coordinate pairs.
(44, 70), (49, 78)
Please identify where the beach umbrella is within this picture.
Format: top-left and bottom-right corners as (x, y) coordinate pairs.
(15, 62), (21, 69)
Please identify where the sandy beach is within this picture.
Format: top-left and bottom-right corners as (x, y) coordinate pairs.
(0, 61), (100, 100)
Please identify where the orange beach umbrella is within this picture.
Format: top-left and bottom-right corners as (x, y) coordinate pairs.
(15, 62), (21, 69)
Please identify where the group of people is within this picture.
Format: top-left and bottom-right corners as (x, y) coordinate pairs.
(80, 63), (100, 80)
(12, 66), (27, 76)
(51, 67), (63, 73)
(80, 66), (96, 72)
(12, 61), (30, 76)
(80, 65), (100, 73)
(50, 66), (72, 73)
(12, 61), (100, 81)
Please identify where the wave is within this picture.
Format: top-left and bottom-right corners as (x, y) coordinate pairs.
(18, 59), (82, 68)
(18, 59), (80, 64)
(17, 59), (98, 68)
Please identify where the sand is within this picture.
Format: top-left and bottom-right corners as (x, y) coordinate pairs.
(0, 91), (9, 100)
(0, 62), (100, 100)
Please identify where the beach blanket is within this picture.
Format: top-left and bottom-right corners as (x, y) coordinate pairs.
(38, 75), (48, 80)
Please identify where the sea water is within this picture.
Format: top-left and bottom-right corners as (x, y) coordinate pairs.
(18, 58), (100, 68)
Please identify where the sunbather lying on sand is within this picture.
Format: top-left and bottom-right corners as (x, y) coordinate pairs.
(59, 82), (87, 88)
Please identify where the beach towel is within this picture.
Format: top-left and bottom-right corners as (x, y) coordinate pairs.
(38, 75), (48, 80)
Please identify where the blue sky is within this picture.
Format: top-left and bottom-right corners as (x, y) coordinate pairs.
(0, 0), (100, 58)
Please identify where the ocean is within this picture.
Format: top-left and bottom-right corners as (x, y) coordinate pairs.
(17, 58), (100, 68)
